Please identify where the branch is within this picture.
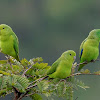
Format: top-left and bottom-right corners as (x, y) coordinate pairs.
(75, 97), (78, 100)
(27, 76), (48, 89)
(22, 64), (34, 77)
(25, 93), (35, 97)
(17, 76), (49, 99)
(27, 71), (100, 89)
(13, 87), (22, 100)
(70, 72), (100, 77)
(13, 58), (100, 100)
(18, 72), (100, 99)
(77, 59), (100, 66)
(18, 90), (29, 100)
(76, 61), (88, 66)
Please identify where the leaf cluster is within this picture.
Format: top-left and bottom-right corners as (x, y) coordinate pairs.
(0, 57), (94, 100)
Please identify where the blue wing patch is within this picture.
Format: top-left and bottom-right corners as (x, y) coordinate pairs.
(80, 48), (83, 59)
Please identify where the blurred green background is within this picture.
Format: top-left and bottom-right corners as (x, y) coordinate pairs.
(0, 0), (100, 100)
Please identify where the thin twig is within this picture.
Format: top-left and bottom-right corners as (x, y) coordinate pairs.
(27, 76), (48, 89)
(25, 93), (35, 97)
(75, 97), (78, 100)
(76, 61), (88, 66)
(19, 77), (47, 99)
(65, 72), (100, 80)
(37, 76), (49, 81)
(27, 83), (37, 89)
(22, 64), (34, 77)
(77, 59), (100, 67)
(13, 86), (22, 100)
(71, 73), (100, 77)
(29, 76), (48, 86)
(18, 90), (29, 100)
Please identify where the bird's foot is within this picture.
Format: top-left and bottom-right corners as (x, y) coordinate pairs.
(80, 61), (88, 65)
(91, 60), (95, 62)
(90, 59), (99, 62)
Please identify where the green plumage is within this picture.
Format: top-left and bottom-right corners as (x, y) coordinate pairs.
(78, 29), (100, 71)
(0, 24), (19, 61)
(47, 50), (76, 78)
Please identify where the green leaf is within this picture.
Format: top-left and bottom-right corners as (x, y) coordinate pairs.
(37, 80), (49, 92)
(21, 58), (29, 66)
(14, 75), (30, 92)
(94, 71), (100, 74)
(73, 78), (89, 90)
(0, 88), (12, 97)
(0, 70), (10, 76)
(57, 81), (66, 97)
(65, 86), (73, 100)
(32, 57), (43, 63)
(30, 93), (42, 100)
(0, 89), (7, 96)
(0, 76), (9, 89)
(80, 69), (90, 74)
(0, 60), (7, 64)
(12, 65), (22, 74)
(33, 62), (50, 69)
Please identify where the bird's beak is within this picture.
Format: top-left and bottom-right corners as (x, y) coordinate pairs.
(73, 56), (76, 60)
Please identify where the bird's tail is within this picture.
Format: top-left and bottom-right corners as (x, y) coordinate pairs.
(78, 64), (85, 71)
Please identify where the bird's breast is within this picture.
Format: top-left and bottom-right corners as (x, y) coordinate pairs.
(84, 39), (99, 47)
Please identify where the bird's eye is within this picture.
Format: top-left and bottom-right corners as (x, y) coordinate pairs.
(70, 54), (71, 56)
(3, 28), (5, 29)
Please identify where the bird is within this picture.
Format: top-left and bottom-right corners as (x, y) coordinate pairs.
(78, 29), (100, 71)
(47, 50), (76, 79)
(0, 24), (20, 61)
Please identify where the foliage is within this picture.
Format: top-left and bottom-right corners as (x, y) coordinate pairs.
(0, 57), (94, 100)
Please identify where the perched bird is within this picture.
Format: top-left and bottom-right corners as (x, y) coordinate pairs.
(78, 29), (100, 71)
(0, 24), (19, 61)
(47, 50), (76, 78)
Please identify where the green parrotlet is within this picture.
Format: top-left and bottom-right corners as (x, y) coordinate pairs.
(47, 50), (76, 78)
(78, 29), (100, 71)
(0, 24), (19, 61)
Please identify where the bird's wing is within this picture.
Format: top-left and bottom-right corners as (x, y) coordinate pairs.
(47, 58), (61, 75)
(11, 33), (19, 60)
(79, 38), (87, 59)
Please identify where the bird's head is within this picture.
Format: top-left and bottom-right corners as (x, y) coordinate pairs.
(88, 29), (100, 41)
(0, 24), (13, 36)
(61, 50), (76, 62)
